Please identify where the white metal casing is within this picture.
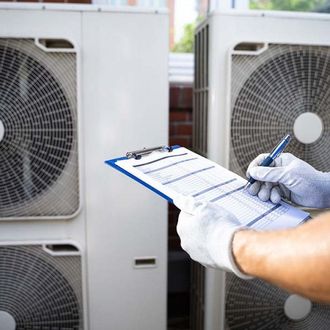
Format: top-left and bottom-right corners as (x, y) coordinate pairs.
(198, 10), (330, 330)
(0, 4), (168, 330)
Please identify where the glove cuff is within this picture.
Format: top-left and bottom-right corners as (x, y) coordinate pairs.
(209, 225), (253, 280)
(227, 227), (253, 280)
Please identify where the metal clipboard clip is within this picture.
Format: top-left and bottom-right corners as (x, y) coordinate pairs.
(126, 145), (173, 160)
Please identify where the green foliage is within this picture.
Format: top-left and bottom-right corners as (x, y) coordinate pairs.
(172, 0), (327, 53)
(172, 22), (195, 53)
(250, 0), (326, 11)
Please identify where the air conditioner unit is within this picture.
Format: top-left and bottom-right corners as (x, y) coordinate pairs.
(0, 4), (168, 329)
(193, 10), (330, 330)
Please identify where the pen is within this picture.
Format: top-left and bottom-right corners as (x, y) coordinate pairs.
(244, 134), (291, 190)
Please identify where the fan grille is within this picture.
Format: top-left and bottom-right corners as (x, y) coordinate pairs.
(0, 244), (83, 329)
(0, 39), (78, 218)
(225, 274), (330, 329)
(230, 44), (330, 176)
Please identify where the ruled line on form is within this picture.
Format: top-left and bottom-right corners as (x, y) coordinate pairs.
(192, 178), (237, 197)
(210, 185), (245, 202)
(143, 157), (198, 174)
(163, 166), (215, 185)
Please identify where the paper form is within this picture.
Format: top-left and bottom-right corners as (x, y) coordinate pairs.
(114, 147), (310, 230)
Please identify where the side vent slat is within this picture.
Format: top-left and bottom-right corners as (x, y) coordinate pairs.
(191, 24), (209, 330)
(193, 24), (209, 157)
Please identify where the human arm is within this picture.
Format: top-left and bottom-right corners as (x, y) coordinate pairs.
(176, 197), (330, 303)
(246, 153), (330, 208)
(233, 211), (330, 303)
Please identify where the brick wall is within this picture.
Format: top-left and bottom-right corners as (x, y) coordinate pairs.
(168, 85), (193, 251)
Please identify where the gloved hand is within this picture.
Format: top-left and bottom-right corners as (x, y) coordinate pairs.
(174, 197), (252, 279)
(246, 153), (330, 208)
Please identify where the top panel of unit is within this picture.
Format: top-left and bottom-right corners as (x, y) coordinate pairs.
(0, 2), (168, 15)
(208, 9), (330, 21)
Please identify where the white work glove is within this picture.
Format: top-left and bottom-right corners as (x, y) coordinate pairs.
(175, 197), (252, 279)
(246, 153), (330, 208)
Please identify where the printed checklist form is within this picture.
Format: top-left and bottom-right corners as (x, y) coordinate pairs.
(106, 146), (310, 230)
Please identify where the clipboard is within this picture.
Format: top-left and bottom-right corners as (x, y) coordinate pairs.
(105, 145), (179, 203)
(105, 145), (310, 230)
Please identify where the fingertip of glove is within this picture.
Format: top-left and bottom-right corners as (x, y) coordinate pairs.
(173, 195), (190, 209)
(258, 189), (269, 202)
(247, 182), (259, 196)
(174, 195), (203, 214)
(270, 188), (281, 204)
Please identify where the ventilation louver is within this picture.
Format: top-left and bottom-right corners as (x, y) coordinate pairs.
(230, 44), (330, 176)
(193, 24), (209, 157)
(0, 244), (83, 329)
(0, 39), (79, 218)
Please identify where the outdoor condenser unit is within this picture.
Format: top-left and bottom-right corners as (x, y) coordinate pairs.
(193, 10), (330, 330)
(0, 4), (168, 329)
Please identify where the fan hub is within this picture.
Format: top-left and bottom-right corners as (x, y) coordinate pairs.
(0, 311), (16, 330)
(284, 294), (312, 321)
(0, 119), (4, 143)
(293, 112), (323, 144)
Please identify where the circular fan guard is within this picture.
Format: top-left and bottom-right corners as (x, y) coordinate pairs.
(0, 43), (75, 215)
(225, 274), (330, 329)
(0, 246), (81, 329)
(231, 46), (330, 175)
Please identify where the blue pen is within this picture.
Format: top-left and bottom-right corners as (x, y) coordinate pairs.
(244, 134), (291, 190)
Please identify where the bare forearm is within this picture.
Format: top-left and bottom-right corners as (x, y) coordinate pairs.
(233, 212), (330, 303)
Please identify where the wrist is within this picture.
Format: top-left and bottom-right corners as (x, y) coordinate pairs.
(226, 228), (253, 279)
(232, 229), (256, 276)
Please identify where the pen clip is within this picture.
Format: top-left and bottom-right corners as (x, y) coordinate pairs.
(126, 145), (173, 160)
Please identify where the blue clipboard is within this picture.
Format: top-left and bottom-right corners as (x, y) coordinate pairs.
(105, 145), (311, 228)
(105, 145), (181, 204)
